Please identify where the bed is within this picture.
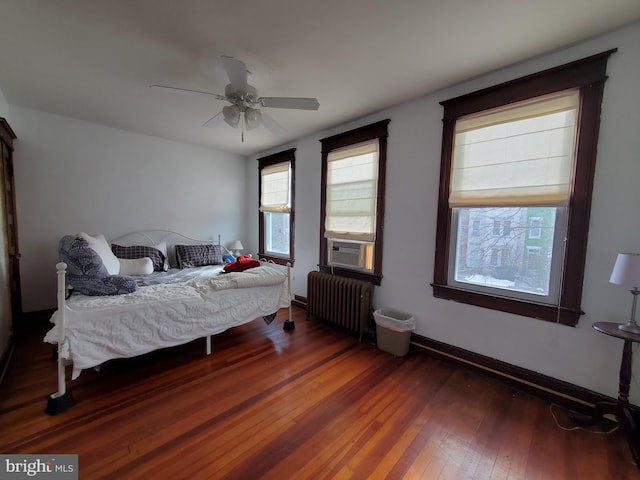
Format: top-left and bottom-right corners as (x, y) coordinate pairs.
(44, 231), (292, 415)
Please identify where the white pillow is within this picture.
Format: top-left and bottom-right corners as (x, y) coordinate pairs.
(78, 232), (121, 275)
(118, 257), (153, 275)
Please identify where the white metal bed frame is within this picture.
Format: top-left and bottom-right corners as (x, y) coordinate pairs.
(46, 230), (292, 415)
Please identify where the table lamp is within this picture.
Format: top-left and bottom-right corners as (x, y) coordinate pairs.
(230, 240), (244, 257)
(609, 253), (640, 334)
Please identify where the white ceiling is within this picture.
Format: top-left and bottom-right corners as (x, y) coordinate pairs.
(0, 0), (639, 156)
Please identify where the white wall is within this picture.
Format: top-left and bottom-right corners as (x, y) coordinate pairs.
(9, 106), (247, 312)
(247, 22), (640, 402)
(0, 87), (8, 118)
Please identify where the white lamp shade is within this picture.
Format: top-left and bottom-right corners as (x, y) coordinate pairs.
(609, 253), (640, 288)
(229, 240), (244, 251)
(223, 105), (241, 128)
(245, 107), (262, 130)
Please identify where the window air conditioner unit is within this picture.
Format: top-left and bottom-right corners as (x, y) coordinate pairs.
(329, 240), (370, 270)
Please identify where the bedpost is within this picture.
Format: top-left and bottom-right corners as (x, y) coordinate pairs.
(283, 262), (295, 331)
(45, 262), (74, 415)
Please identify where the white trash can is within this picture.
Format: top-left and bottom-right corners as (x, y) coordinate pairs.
(373, 308), (415, 356)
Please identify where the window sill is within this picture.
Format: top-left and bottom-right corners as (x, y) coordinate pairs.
(319, 264), (382, 285)
(431, 283), (583, 327)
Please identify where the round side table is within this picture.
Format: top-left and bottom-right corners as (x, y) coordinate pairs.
(589, 322), (640, 465)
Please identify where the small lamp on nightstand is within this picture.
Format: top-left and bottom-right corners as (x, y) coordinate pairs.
(229, 240), (244, 257)
(610, 253), (640, 334)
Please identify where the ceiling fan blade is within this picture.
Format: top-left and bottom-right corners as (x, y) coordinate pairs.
(202, 111), (224, 128)
(260, 97), (320, 110)
(221, 56), (248, 93)
(260, 112), (286, 135)
(150, 85), (225, 101)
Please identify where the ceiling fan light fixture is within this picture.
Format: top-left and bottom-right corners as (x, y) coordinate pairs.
(223, 105), (241, 127)
(153, 56), (319, 140)
(245, 107), (262, 130)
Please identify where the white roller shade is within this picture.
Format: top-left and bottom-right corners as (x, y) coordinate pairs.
(325, 139), (379, 242)
(260, 161), (291, 213)
(449, 90), (579, 207)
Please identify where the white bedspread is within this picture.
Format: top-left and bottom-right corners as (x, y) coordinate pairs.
(44, 265), (290, 379)
(209, 266), (286, 290)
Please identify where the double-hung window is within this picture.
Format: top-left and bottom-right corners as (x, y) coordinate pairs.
(433, 50), (615, 326)
(258, 149), (295, 265)
(319, 120), (389, 285)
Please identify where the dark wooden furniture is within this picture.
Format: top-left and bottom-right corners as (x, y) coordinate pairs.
(587, 322), (640, 466)
(0, 118), (21, 321)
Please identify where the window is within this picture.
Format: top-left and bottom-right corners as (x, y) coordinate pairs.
(527, 246), (542, 270)
(490, 248), (499, 267)
(503, 220), (512, 237)
(529, 217), (542, 239)
(258, 149), (295, 265)
(492, 219), (502, 236)
(472, 219), (480, 235)
(433, 50), (615, 326)
(319, 120), (389, 284)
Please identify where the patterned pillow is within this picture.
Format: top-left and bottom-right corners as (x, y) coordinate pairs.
(175, 244), (223, 268)
(68, 275), (138, 296)
(111, 244), (168, 272)
(59, 235), (137, 296)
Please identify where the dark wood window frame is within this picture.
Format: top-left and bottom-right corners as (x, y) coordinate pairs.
(432, 50), (616, 327)
(319, 119), (390, 285)
(258, 148), (295, 266)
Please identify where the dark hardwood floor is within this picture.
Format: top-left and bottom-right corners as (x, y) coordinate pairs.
(0, 306), (637, 479)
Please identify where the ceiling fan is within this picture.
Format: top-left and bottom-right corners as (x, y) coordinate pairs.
(151, 56), (320, 141)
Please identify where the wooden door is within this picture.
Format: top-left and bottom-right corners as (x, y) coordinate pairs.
(0, 119), (21, 320)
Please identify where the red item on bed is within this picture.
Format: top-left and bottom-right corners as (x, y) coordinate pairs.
(223, 255), (261, 273)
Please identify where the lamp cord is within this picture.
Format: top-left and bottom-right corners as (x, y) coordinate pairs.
(553, 211), (571, 342)
(549, 404), (619, 434)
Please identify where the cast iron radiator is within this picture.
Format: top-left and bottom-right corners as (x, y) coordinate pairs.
(306, 271), (373, 338)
